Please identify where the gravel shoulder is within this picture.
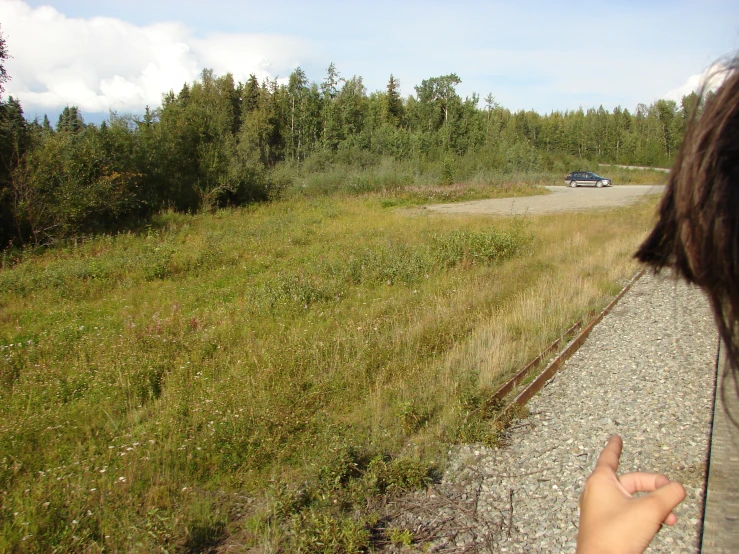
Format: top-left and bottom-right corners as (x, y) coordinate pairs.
(420, 185), (664, 216)
(386, 272), (716, 553)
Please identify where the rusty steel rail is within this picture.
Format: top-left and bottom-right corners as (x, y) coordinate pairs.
(493, 319), (584, 402)
(494, 268), (646, 421)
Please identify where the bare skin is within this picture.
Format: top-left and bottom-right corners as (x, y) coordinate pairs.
(576, 435), (687, 554)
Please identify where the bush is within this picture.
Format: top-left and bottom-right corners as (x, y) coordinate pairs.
(11, 129), (142, 245)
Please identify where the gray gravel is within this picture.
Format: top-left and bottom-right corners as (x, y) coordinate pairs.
(421, 185), (664, 216)
(387, 272), (717, 553)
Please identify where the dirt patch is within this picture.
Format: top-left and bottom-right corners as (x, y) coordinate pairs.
(415, 185), (664, 216)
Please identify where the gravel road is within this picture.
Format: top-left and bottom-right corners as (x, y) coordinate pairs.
(386, 272), (717, 553)
(422, 185), (664, 216)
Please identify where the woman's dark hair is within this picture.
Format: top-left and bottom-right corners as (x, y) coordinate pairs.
(636, 55), (739, 373)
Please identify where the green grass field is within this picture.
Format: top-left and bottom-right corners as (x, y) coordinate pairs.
(0, 190), (659, 552)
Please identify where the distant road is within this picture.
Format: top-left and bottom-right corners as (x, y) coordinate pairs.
(422, 185), (665, 216)
(600, 164), (671, 173)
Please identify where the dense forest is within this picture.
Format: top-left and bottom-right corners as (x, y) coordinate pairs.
(0, 38), (702, 249)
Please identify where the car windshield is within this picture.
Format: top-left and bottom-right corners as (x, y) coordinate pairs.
(591, 173), (603, 179)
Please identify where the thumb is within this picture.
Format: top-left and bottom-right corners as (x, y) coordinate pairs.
(637, 481), (686, 525)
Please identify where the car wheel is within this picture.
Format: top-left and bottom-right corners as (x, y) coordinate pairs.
(596, 180), (603, 188)
(570, 180), (578, 188)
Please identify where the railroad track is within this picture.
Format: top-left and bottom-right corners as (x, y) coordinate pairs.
(492, 268), (646, 423)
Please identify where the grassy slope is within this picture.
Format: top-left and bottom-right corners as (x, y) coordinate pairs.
(0, 193), (658, 552)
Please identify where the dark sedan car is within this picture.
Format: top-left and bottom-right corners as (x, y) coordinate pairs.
(565, 171), (612, 187)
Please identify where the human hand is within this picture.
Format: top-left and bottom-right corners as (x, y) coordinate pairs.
(576, 434), (686, 554)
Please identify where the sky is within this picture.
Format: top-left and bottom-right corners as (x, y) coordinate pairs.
(1, 0), (738, 124)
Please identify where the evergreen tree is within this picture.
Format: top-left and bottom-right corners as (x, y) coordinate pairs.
(483, 93), (498, 131)
(56, 106), (84, 133)
(177, 83), (191, 105)
(385, 74), (403, 125)
(0, 96), (32, 245)
(243, 74), (260, 113)
(42, 114), (53, 133)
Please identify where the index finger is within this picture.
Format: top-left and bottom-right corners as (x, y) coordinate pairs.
(594, 434), (623, 473)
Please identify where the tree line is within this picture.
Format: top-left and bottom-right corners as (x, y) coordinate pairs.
(0, 44), (703, 249)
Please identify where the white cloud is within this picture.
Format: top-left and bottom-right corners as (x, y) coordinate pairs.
(190, 33), (306, 84)
(662, 63), (728, 103)
(0, 0), (315, 117)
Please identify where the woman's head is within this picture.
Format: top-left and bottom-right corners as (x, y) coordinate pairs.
(635, 56), (739, 365)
